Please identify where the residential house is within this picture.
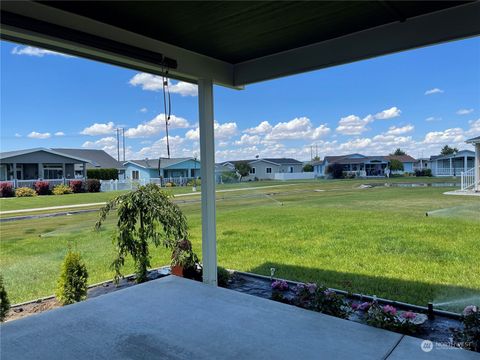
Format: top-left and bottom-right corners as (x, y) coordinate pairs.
(123, 158), (201, 182)
(220, 158), (303, 180)
(0, 148), (91, 185)
(464, 136), (479, 191)
(414, 158), (431, 172)
(313, 153), (417, 177)
(53, 148), (125, 179)
(429, 150), (475, 176)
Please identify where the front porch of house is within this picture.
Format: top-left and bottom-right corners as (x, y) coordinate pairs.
(2, 276), (476, 360)
(431, 151), (475, 177)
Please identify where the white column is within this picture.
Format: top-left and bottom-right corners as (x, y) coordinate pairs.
(198, 78), (217, 286)
(475, 144), (480, 191)
(464, 155), (468, 172)
(449, 158), (452, 176)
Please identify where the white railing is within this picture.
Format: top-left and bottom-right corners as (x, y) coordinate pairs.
(434, 167), (466, 176)
(461, 168), (476, 190)
(274, 172), (316, 181)
(4, 178), (83, 189)
(100, 177), (196, 192)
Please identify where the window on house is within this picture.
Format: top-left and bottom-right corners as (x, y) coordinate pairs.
(266, 167), (272, 174)
(132, 170), (139, 180)
(250, 167), (256, 174)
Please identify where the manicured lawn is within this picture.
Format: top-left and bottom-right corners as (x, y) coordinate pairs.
(1, 178), (478, 313)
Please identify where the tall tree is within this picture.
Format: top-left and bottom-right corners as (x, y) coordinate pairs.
(440, 145), (459, 155)
(390, 148), (406, 156)
(235, 161), (252, 181)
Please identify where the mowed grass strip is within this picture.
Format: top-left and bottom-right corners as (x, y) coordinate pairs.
(1, 179), (478, 312)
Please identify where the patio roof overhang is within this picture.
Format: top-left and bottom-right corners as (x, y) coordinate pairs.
(1, 0), (479, 285)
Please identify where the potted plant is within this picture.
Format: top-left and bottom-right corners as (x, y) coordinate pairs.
(171, 239), (201, 280)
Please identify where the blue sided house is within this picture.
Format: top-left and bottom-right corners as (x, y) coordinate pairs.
(123, 157), (201, 181)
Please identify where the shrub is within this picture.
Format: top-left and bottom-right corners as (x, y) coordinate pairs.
(34, 181), (51, 195)
(303, 164), (314, 172)
(0, 182), (15, 198)
(86, 168), (118, 180)
(69, 180), (84, 193)
(52, 184), (73, 195)
(389, 159), (404, 172)
(364, 303), (421, 335)
(186, 178), (201, 187)
(86, 179), (101, 192)
(293, 283), (351, 319)
(15, 187), (37, 197)
(326, 163), (344, 179)
(453, 305), (480, 351)
(217, 266), (231, 288)
(0, 274), (10, 322)
(55, 250), (89, 305)
(415, 169), (432, 177)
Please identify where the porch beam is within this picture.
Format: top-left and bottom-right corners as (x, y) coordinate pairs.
(198, 78), (217, 286)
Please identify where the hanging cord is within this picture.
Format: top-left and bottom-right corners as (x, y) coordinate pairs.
(162, 68), (172, 159)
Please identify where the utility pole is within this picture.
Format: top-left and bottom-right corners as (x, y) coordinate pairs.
(122, 128), (126, 161)
(116, 128), (120, 162)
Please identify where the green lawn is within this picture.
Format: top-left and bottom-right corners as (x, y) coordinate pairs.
(1, 178), (478, 313)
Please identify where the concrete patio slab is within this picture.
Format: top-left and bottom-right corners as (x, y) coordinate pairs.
(0, 276), (477, 360)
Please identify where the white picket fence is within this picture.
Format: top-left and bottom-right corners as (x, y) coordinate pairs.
(460, 168), (476, 190)
(273, 172), (316, 181)
(100, 177), (196, 192)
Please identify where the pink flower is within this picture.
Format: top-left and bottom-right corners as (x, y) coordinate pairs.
(383, 305), (397, 315)
(271, 280), (289, 291)
(323, 289), (335, 297)
(401, 311), (416, 320)
(351, 303), (359, 310)
(359, 302), (371, 311)
(463, 305), (478, 316)
(306, 283), (317, 294)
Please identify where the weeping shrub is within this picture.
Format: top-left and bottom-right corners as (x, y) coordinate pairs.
(0, 274), (10, 322)
(55, 250), (89, 305)
(96, 184), (190, 283)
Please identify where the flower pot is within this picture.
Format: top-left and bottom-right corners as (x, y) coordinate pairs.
(171, 265), (184, 277)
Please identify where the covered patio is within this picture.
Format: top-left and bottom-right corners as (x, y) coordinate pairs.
(1, 1), (479, 359)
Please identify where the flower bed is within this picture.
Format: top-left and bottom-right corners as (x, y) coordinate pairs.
(227, 271), (478, 352)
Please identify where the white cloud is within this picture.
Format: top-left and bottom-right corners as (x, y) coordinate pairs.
(386, 124), (414, 135)
(136, 136), (185, 159)
(82, 136), (117, 148)
(244, 121), (273, 135)
(336, 107), (401, 135)
(82, 136), (135, 159)
(373, 107), (401, 120)
(466, 118), (480, 136)
(425, 116), (441, 122)
(336, 115), (370, 135)
(339, 138), (372, 151)
(11, 46), (72, 58)
(140, 107), (148, 113)
(125, 114), (190, 138)
(27, 131), (51, 139)
(185, 121), (238, 141)
(14, 133), (21, 138)
(425, 88), (444, 95)
(265, 117), (330, 140)
(456, 108), (474, 115)
(423, 128), (464, 144)
(129, 73), (197, 96)
(54, 131), (65, 136)
(81, 121), (116, 136)
(235, 134), (261, 146)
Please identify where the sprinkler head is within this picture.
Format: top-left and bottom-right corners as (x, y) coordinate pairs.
(427, 302), (435, 320)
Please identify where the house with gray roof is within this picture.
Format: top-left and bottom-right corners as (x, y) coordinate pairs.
(220, 158), (303, 180)
(313, 153), (417, 177)
(0, 148), (91, 183)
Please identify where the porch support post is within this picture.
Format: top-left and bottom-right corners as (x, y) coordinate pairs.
(464, 155), (468, 173)
(449, 158), (452, 176)
(198, 78), (217, 286)
(475, 144), (480, 191)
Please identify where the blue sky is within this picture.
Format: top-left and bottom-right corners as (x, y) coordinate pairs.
(1, 37), (479, 162)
